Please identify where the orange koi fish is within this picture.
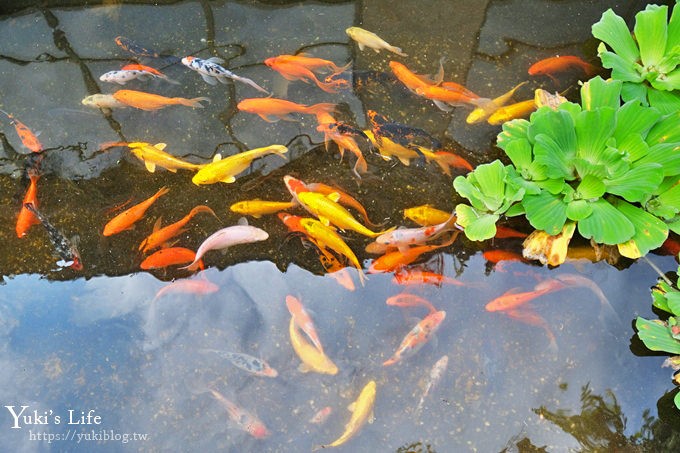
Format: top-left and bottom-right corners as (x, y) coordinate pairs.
(286, 295), (324, 353)
(0, 109), (43, 153)
(369, 233), (457, 273)
(389, 60), (442, 94)
(415, 85), (491, 112)
(103, 186), (169, 236)
(268, 54), (351, 76)
(208, 388), (269, 438)
(386, 293), (437, 314)
(383, 310), (446, 366)
(487, 99), (536, 125)
(484, 279), (566, 312)
(482, 249), (525, 264)
(140, 247), (204, 271)
(495, 225), (528, 239)
(660, 237), (680, 256)
(528, 55), (599, 82)
(111, 89), (210, 111)
(15, 172), (41, 238)
(315, 113), (368, 177)
(403, 205), (451, 226)
(278, 212), (308, 235)
(505, 308), (558, 354)
(139, 205), (217, 253)
(265, 58), (348, 93)
(237, 97), (335, 122)
(392, 269), (467, 287)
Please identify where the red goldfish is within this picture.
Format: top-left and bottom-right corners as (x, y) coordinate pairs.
(266, 54), (350, 76)
(495, 225), (528, 239)
(0, 109), (43, 153)
(484, 279), (566, 312)
(528, 55), (599, 82)
(383, 311), (446, 366)
(389, 60), (442, 94)
(265, 57), (348, 93)
(138, 205), (217, 253)
(386, 293), (437, 314)
(15, 172), (41, 238)
(392, 269), (468, 287)
(369, 233), (457, 273)
(103, 187), (169, 236)
(140, 247), (204, 271)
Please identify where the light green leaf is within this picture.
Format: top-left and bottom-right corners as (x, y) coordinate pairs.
(613, 101), (662, 143)
(454, 203), (479, 229)
(577, 198), (635, 244)
(621, 82), (649, 105)
(453, 175), (486, 211)
(503, 137), (532, 169)
(648, 88), (680, 114)
(473, 160), (507, 211)
(527, 107), (576, 150)
(651, 67), (680, 91)
(667, 3), (680, 52)
(616, 133), (649, 163)
(455, 204), (498, 241)
(613, 198), (669, 258)
(647, 111), (680, 144)
(592, 9), (641, 63)
(497, 119), (529, 150)
(534, 133), (575, 179)
(636, 317), (680, 354)
(566, 199), (593, 221)
(581, 76), (622, 110)
(635, 143), (680, 176)
(577, 174), (606, 199)
(575, 108), (617, 162)
(669, 216), (680, 235)
(522, 191), (568, 235)
(598, 48), (645, 83)
(667, 292), (680, 315)
(536, 178), (567, 194)
(649, 183), (680, 218)
(573, 158), (608, 180)
(634, 4), (668, 69)
(604, 163), (664, 202)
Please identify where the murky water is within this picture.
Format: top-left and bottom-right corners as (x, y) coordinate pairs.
(1, 0), (679, 451)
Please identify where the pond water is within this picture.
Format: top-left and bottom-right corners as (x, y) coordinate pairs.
(1, 0), (679, 451)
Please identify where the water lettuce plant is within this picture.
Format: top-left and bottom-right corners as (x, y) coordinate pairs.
(635, 258), (680, 410)
(453, 76), (680, 260)
(592, 3), (680, 114)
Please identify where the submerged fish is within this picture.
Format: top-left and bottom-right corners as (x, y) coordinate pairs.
(199, 349), (278, 377)
(383, 310), (446, 366)
(182, 56), (269, 93)
(286, 295), (325, 353)
(0, 109), (43, 153)
(15, 172), (41, 238)
(24, 203), (82, 270)
(289, 317), (338, 375)
(208, 388), (270, 438)
(103, 186), (169, 236)
(414, 355), (449, 416)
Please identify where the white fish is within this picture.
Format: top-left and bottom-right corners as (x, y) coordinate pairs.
(181, 224), (269, 269)
(414, 355), (449, 416)
(345, 27), (407, 56)
(81, 93), (127, 109)
(181, 56), (269, 93)
(100, 69), (153, 85)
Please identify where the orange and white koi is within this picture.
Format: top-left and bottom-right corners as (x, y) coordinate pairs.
(314, 380), (376, 450)
(230, 199), (296, 218)
(208, 388), (270, 438)
(99, 68), (171, 85)
(414, 355), (449, 416)
(140, 247), (204, 271)
(112, 89), (210, 111)
(265, 57), (348, 93)
(487, 99), (536, 125)
(376, 212), (459, 249)
(139, 205), (217, 253)
(0, 109), (43, 153)
(386, 293), (437, 314)
(403, 205), (451, 226)
(237, 97), (336, 122)
(192, 145), (288, 185)
(286, 295), (324, 353)
(484, 279), (566, 312)
(126, 142), (206, 173)
(528, 55), (599, 82)
(103, 187), (169, 236)
(181, 224), (269, 269)
(289, 317), (338, 375)
(346, 26), (407, 56)
(16, 172), (41, 238)
(383, 310), (446, 366)
(182, 56), (269, 93)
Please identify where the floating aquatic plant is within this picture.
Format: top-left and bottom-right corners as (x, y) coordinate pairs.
(592, 3), (680, 114)
(635, 257), (680, 410)
(453, 77), (680, 262)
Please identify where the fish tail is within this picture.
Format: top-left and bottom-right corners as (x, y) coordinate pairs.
(155, 186), (171, 198)
(306, 103), (337, 117)
(332, 60), (353, 76)
(390, 46), (408, 57)
(178, 97), (211, 108)
(190, 205), (219, 220)
(431, 151), (473, 174)
(352, 154), (368, 178)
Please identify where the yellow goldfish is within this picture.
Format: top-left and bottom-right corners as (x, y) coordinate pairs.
(346, 27), (407, 56)
(487, 99), (537, 125)
(289, 317), (338, 375)
(466, 81), (528, 124)
(315, 380), (377, 450)
(300, 217), (367, 285)
(126, 142), (205, 173)
(230, 199), (296, 218)
(192, 145), (288, 185)
(403, 204), (452, 226)
(297, 191), (389, 238)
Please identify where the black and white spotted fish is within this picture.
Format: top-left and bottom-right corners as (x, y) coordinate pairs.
(200, 349), (278, 377)
(24, 203), (83, 271)
(181, 56), (269, 93)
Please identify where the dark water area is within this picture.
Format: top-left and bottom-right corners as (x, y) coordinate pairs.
(1, 0), (680, 451)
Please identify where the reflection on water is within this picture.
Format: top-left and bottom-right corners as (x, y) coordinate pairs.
(1, 0), (679, 451)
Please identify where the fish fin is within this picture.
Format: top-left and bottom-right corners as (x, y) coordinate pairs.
(348, 402), (356, 412)
(205, 57), (225, 64)
(212, 153), (222, 162)
(200, 73), (218, 85)
(237, 217), (249, 226)
(319, 216), (331, 226)
(397, 156), (411, 166)
(326, 192), (341, 203)
(167, 167), (178, 173)
(144, 161), (156, 173)
(298, 363), (311, 373)
(220, 176), (236, 183)
(433, 100), (454, 112)
(154, 143), (167, 150)
(357, 43), (366, 51)
(152, 216), (163, 232)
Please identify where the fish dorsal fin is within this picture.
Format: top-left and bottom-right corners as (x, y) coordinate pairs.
(221, 175), (236, 183)
(237, 217), (249, 226)
(348, 402), (356, 413)
(152, 216), (163, 232)
(326, 192), (341, 203)
(154, 143), (167, 150)
(368, 410), (375, 424)
(318, 215), (331, 226)
(502, 286), (523, 296)
(298, 363), (311, 373)
(212, 153), (222, 162)
(144, 161), (156, 173)
(206, 57), (225, 64)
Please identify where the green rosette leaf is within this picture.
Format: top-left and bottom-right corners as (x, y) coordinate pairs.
(614, 101), (662, 143)
(613, 198), (669, 258)
(647, 88), (680, 114)
(668, 292), (680, 315)
(503, 137), (532, 170)
(577, 198), (635, 244)
(522, 191), (568, 235)
(652, 280), (674, 312)
(647, 111), (680, 144)
(621, 82), (650, 105)
(497, 118), (529, 150)
(592, 9), (641, 63)
(617, 133), (650, 163)
(597, 47), (645, 83)
(575, 108), (617, 163)
(667, 3), (680, 53)
(581, 76), (622, 110)
(651, 67), (680, 92)
(527, 107), (577, 150)
(473, 160), (507, 211)
(634, 4), (668, 69)
(577, 174), (606, 199)
(636, 317), (680, 354)
(453, 175), (486, 211)
(651, 183), (680, 218)
(635, 143), (680, 177)
(533, 133), (575, 179)
(604, 163), (664, 202)
(566, 199), (593, 221)
(455, 204), (498, 241)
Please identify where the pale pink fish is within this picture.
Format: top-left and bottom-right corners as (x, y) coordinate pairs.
(153, 277), (219, 301)
(375, 212), (460, 250)
(414, 355), (449, 416)
(383, 310), (446, 366)
(209, 389), (269, 438)
(286, 295), (324, 353)
(553, 273), (620, 324)
(181, 224), (269, 269)
(309, 406), (333, 425)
